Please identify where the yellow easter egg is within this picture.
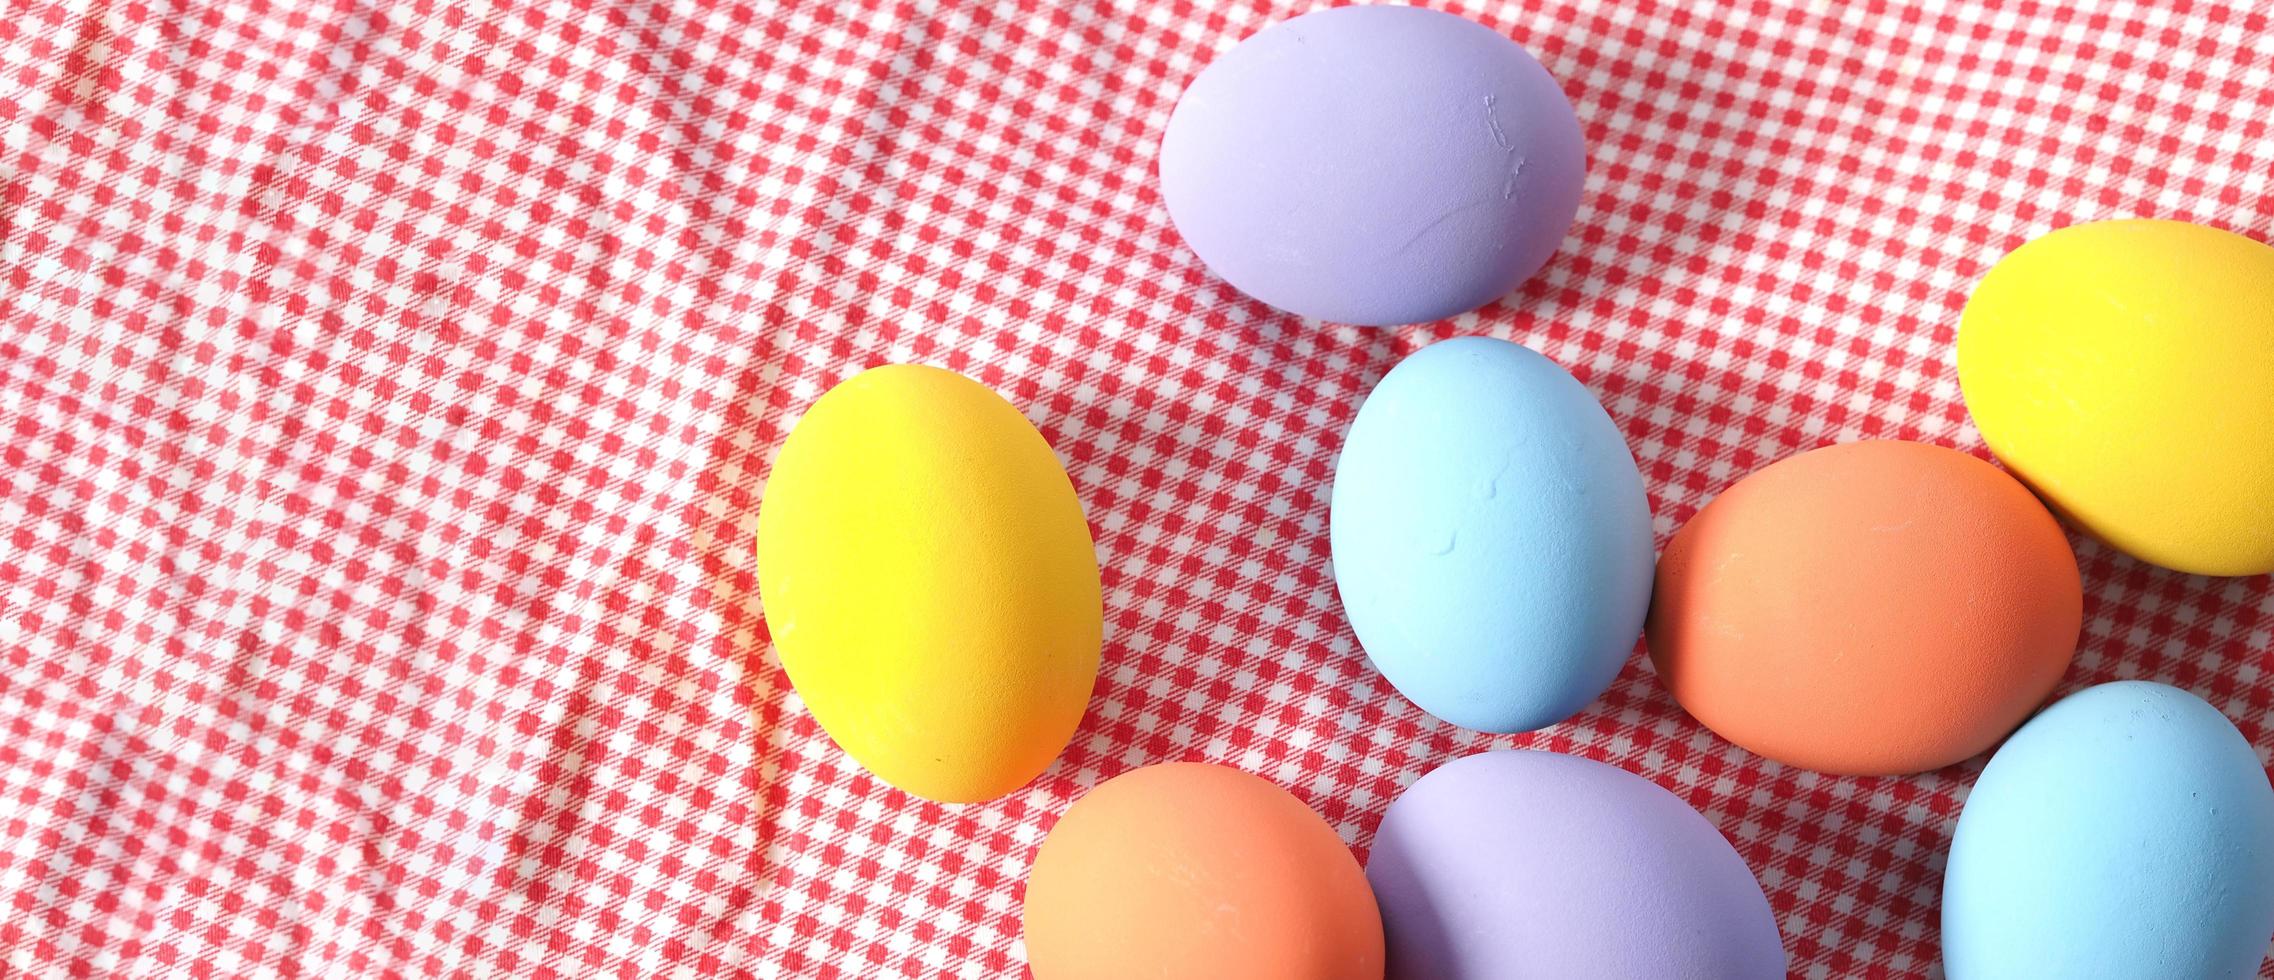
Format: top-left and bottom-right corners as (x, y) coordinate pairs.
(756, 365), (1101, 803)
(1958, 219), (2274, 576)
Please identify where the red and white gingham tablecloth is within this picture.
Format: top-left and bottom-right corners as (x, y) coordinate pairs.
(4, 0), (2272, 976)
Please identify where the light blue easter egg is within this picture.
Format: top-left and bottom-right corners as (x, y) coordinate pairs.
(1942, 680), (2274, 979)
(1329, 336), (1654, 733)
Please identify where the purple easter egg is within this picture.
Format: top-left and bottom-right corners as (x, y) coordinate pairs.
(1367, 751), (1785, 979)
(1158, 5), (1586, 327)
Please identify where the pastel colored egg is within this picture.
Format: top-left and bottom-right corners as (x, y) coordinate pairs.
(1023, 762), (1384, 980)
(1367, 750), (1784, 979)
(1647, 441), (2081, 775)
(755, 365), (1100, 803)
(1159, 5), (1586, 326)
(1942, 681), (2274, 978)
(1331, 336), (1654, 733)
(1958, 218), (2274, 576)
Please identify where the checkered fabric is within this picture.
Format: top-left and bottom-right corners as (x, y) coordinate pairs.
(3, 0), (2271, 975)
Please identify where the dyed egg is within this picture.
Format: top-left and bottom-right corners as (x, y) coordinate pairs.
(1159, 6), (1586, 326)
(1942, 681), (2274, 978)
(755, 365), (1100, 803)
(1647, 441), (2081, 775)
(1368, 751), (1784, 978)
(1331, 337), (1654, 733)
(1958, 218), (2274, 576)
(1023, 762), (1384, 980)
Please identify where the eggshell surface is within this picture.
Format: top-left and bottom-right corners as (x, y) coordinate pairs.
(1159, 5), (1586, 326)
(1331, 336), (1654, 733)
(755, 365), (1100, 803)
(1366, 750), (1784, 979)
(1941, 680), (2274, 979)
(1023, 762), (1384, 980)
(1647, 440), (2081, 775)
(1958, 218), (2274, 576)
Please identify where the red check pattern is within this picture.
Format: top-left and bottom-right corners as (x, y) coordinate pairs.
(3, 0), (2271, 976)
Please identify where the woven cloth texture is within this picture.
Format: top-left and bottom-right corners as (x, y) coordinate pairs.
(4, 0), (2272, 976)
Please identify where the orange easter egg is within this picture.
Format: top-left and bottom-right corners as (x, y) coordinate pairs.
(1023, 762), (1384, 980)
(1646, 441), (2082, 776)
